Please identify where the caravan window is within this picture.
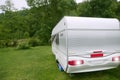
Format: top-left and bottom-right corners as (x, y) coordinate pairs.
(56, 34), (59, 45)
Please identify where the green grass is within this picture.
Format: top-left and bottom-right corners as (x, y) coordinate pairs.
(0, 46), (120, 80)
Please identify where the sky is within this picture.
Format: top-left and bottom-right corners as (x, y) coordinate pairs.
(0, 0), (83, 10)
(12, 0), (29, 10)
(75, 0), (84, 3)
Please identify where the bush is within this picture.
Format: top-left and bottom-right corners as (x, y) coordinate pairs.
(29, 38), (41, 47)
(0, 40), (18, 48)
(16, 39), (30, 49)
(0, 40), (6, 48)
(6, 40), (17, 47)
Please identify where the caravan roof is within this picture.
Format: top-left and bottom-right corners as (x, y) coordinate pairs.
(52, 16), (119, 35)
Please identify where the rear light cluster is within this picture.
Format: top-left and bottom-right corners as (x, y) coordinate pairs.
(91, 51), (103, 58)
(112, 56), (120, 62)
(68, 60), (84, 66)
(91, 53), (103, 58)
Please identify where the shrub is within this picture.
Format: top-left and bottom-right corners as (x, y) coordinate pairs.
(16, 39), (30, 49)
(29, 38), (41, 47)
(0, 40), (6, 48)
(6, 40), (17, 47)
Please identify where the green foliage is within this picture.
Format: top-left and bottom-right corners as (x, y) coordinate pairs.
(29, 38), (41, 47)
(78, 0), (118, 18)
(16, 39), (30, 49)
(116, 2), (120, 20)
(5, 39), (17, 47)
(0, 40), (6, 48)
(23, 32), (30, 38)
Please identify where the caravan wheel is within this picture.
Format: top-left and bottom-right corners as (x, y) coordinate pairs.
(57, 63), (64, 71)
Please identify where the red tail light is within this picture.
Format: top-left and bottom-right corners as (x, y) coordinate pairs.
(91, 53), (103, 58)
(68, 60), (84, 66)
(112, 56), (120, 61)
(91, 51), (103, 58)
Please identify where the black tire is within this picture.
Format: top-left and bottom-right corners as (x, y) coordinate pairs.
(57, 62), (64, 71)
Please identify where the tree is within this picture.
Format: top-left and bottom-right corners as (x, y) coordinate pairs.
(78, 0), (118, 18)
(26, 0), (77, 44)
(0, 0), (16, 12)
(116, 1), (120, 20)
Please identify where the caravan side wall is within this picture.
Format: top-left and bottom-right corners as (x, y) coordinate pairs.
(52, 30), (68, 71)
(51, 18), (68, 71)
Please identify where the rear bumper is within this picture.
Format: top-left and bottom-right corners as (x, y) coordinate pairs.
(67, 62), (120, 73)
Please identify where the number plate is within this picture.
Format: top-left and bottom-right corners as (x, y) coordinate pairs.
(88, 60), (104, 64)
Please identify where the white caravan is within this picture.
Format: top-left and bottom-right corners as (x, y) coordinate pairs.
(51, 16), (120, 73)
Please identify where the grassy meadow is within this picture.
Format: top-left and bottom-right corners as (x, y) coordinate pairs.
(0, 46), (120, 80)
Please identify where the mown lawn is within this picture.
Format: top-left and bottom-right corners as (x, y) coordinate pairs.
(0, 46), (120, 80)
